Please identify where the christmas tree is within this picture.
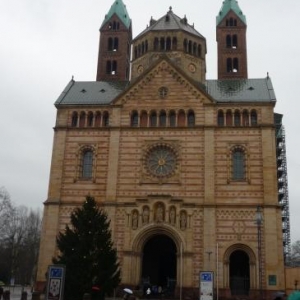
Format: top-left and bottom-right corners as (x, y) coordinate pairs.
(53, 196), (120, 300)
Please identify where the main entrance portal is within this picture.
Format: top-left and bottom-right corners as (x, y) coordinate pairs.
(142, 234), (177, 293)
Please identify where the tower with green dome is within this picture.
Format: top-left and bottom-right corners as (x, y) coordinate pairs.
(96, 0), (132, 81)
(216, 0), (248, 79)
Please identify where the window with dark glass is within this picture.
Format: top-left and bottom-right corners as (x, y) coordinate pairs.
(103, 112), (109, 126)
(218, 111), (224, 126)
(187, 111), (195, 127)
(232, 149), (245, 180)
(234, 111), (241, 126)
(71, 112), (78, 127)
(159, 111), (166, 127)
(87, 112), (93, 127)
(169, 111), (176, 127)
(82, 151), (93, 178)
(251, 110), (257, 125)
(150, 112), (157, 127)
(131, 111), (139, 127)
(79, 112), (85, 128)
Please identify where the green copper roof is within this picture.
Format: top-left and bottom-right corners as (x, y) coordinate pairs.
(101, 0), (131, 29)
(216, 0), (246, 25)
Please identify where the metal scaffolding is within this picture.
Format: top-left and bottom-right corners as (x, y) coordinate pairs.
(274, 113), (291, 264)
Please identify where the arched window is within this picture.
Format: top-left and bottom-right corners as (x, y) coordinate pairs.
(82, 150), (93, 179)
(108, 37), (113, 51)
(140, 111), (148, 127)
(150, 111), (157, 127)
(160, 37), (165, 50)
(131, 111), (139, 127)
(227, 58), (233, 72)
(177, 110), (186, 126)
(169, 111), (176, 127)
(197, 45), (202, 57)
(141, 42), (145, 54)
(102, 112), (109, 127)
(188, 40), (192, 54)
(187, 110), (195, 127)
(134, 46), (137, 59)
(106, 60), (117, 75)
(232, 35), (238, 48)
(106, 61), (111, 74)
(172, 37), (177, 50)
(154, 38), (159, 51)
(166, 37), (171, 51)
(159, 111), (166, 127)
(71, 112), (78, 127)
(226, 110), (232, 126)
(145, 40), (148, 52)
(79, 112), (86, 128)
(226, 35), (232, 48)
(112, 60), (117, 75)
(242, 110), (249, 126)
(233, 58), (239, 72)
(87, 112), (94, 127)
(251, 110), (257, 126)
(113, 37), (118, 51)
(232, 149), (245, 180)
(95, 112), (101, 127)
(217, 110), (224, 126)
(234, 111), (241, 126)
(183, 39), (188, 53)
(138, 44), (141, 57)
(193, 42), (197, 55)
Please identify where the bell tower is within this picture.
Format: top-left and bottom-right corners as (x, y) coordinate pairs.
(216, 0), (247, 79)
(96, 0), (132, 81)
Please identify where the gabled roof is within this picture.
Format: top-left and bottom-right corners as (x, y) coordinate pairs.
(206, 77), (276, 103)
(55, 80), (129, 106)
(216, 0), (246, 25)
(101, 0), (131, 29)
(134, 7), (205, 41)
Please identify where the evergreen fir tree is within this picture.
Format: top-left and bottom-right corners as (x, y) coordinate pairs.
(53, 196), (120, 300)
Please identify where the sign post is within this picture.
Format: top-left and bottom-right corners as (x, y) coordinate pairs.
(199, 271), (214, 300)
(46, 265), (66, 300)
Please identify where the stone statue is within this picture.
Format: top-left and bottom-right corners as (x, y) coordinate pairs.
(132, 210), (138, 229)
(169, 207), (176, 225)
(142, 206), (150, 224)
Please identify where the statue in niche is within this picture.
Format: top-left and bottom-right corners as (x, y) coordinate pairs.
(156, 204), (164, 222)
(132, 210), (138, 229)
(142, 206), (150, 224)
(169, 207), (176, 225)
(180, 211), (187, 230)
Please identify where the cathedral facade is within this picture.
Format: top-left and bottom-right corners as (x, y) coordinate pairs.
(37, 0), (286, 298)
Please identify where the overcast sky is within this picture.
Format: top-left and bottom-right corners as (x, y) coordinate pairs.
(1, 0), (300, 242)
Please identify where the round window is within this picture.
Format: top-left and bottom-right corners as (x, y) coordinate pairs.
(146, 146), (177, 177)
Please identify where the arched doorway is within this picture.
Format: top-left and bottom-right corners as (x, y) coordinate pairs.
(230, 250), (250, 295)
(141, 234), (177, 295)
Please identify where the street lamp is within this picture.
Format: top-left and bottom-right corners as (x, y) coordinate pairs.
(255, 206), (263, 299)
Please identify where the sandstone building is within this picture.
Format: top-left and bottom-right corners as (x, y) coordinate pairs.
(37, 0), (290, 298)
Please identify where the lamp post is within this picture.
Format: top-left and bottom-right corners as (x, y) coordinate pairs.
(255, 206), (263, 299)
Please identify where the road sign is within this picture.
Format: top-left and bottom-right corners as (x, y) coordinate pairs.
(46, 265), (66, 300)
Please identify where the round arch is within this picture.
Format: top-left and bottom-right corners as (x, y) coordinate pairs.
(129, 224), (185, 288)
(223, 243), (256, 293)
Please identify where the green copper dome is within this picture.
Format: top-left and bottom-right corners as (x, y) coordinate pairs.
(216, 0), (246, 25)
(101, 0), (131, 29)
